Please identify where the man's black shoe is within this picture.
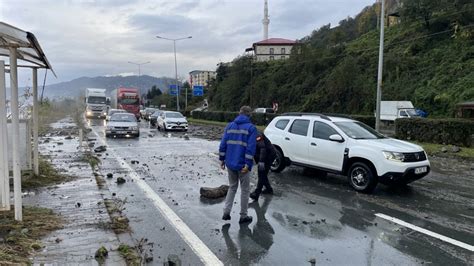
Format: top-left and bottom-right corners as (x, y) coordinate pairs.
(239, 216), (253, 224)
(222, 214), (231, 221)
(262, 188), (274, 195)
(249, 191), (259, 201)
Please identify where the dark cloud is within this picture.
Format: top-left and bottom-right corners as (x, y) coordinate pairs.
(129, 13), (197, 35)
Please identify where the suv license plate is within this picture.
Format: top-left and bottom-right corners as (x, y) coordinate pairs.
(415, 166), (427, 174)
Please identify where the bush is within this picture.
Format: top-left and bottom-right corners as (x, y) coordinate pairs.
(395, 118), (474, 147)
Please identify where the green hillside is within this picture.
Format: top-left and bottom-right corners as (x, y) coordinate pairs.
(208, 0), (474, 117)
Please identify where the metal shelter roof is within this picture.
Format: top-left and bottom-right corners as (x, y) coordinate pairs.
(0, 22), (56, 76)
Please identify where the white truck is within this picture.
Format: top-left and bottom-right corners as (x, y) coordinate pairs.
(85, 88), (108, 118)
(380, 101), (419, 122)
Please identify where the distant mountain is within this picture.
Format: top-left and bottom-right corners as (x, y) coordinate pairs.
(41, 75), (176, 98)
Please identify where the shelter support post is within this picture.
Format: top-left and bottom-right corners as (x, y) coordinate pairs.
(0, 60), (9, 210)
(10, 47), (22, 221)
(32, 68), (39, 175)
(26, 119), (32, 169)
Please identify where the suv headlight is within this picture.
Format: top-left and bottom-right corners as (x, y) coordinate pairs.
(131, 126), (138, 130)
(383, 151), (405, 162)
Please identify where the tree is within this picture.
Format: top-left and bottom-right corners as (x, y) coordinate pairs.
(401, 0), (437, 28)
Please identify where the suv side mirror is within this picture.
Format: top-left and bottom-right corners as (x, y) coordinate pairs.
(329, 134), (344, 142)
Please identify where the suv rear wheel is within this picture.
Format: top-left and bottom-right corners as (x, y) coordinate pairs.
(348, 162), (378, 193)
(270, 148), (286, 173)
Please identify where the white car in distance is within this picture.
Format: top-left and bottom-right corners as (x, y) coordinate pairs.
(264, 113), (431, 193)
(157, 111), (188, 132)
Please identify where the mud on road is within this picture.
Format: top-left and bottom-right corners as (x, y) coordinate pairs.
(87, 119), (473, 265)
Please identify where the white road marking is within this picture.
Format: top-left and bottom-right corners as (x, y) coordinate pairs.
(375, 213), (474, 252)
(91, 128), (223, 266)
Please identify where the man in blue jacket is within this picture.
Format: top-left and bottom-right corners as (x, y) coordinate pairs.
(219, 106), (257, 224)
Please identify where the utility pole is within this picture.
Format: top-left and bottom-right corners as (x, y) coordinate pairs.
(375, 0), (385, 132)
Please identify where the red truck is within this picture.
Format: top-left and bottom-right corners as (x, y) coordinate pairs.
(110, 87), (141, 119)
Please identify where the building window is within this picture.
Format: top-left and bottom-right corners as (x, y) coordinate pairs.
(270, 56), (274, 60)
(281, 48), (286, 54)
(270, 48), (274, 54)
(281, 56), (285, 60)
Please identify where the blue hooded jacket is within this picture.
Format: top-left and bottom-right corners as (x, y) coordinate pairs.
(219, 114), (257, 171)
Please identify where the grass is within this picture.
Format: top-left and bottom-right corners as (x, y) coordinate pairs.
(118, 244), (141, 266)
(0, 206), (63, 264)
(81, 153), (101, 170)
(188, 118), (266, 131)
(414, 142), (474, 160)
(103, 198), (130, 234)
(22, 158), (70, 190)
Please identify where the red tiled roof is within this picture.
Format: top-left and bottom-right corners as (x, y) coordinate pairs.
(253, 38), (297, 45)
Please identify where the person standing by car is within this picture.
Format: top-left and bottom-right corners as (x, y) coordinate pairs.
(219, 106), (257, 224)
(250, 132), (276, 201)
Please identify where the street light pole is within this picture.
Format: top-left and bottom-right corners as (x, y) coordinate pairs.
(156, 35), (192, 112)
(128, 61), (150, 84)
(375, 0), (385, 132)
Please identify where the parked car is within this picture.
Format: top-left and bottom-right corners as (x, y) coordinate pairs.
(106, 108), (127, 121)
(105, 113), (140, 138)
(254, 107), (275, 114)
(143, 108), (158, 121)
(157, 111), (188, 131)
(264, 113), (430, 193)
(139, 106), (146, 118)
(149, 110), (164, 127)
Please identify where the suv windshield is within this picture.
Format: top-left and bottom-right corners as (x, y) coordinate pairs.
(87, 96), (106, 104)
(166, 112), (184, 118)
(334, 121), (385, 139)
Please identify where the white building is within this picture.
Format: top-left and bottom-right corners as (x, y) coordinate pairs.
(250, 38), (297, 62)
(189, 70), (216, 88)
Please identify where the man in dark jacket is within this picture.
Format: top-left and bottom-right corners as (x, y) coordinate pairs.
(250, 133), (276, 201)
(219, 106), (257, 224)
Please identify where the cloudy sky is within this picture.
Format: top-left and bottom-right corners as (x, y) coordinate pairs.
(1, 0), (374, 85)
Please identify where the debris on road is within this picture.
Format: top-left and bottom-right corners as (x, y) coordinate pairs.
(131, 160), (139, 165)
(94, 145), (107, 153)
(200, 185), (229, 199)
(106, 173), (113, 178)
(95, 246), (108, 262)
(116, 177), (126, 184)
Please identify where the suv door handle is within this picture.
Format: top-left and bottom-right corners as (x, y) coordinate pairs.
(285, 137), (290, 141)
(310, 142), (317, 146)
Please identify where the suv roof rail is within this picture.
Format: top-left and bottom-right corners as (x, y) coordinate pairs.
(280, 112), (332, 121)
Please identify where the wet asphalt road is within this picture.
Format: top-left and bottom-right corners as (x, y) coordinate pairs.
(87, 119), (473, 265)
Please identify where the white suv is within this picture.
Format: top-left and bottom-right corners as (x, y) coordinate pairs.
(264, 113), (430, 193)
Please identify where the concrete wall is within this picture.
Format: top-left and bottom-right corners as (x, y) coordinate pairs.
(255, 44), (294, 62)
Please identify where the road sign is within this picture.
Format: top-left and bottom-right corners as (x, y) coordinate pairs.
(193, 85), (204, 96)
(169, 84), (180, 96)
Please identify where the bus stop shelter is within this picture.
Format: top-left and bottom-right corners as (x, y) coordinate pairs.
(0, 22), (55, 221)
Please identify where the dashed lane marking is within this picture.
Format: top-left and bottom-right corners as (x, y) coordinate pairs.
(91, 128), (224, 266)
(375, 213), (474, 252)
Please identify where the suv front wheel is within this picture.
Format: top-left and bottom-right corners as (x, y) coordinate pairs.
(348, 162), (378, 193)
(271, 148), (286, 173)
